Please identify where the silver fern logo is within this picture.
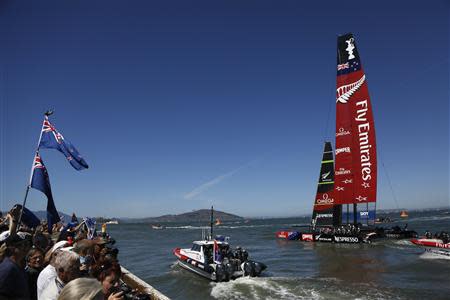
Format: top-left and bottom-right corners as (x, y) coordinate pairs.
(321, 171), (331, 181)
(336, 75), (365, 104)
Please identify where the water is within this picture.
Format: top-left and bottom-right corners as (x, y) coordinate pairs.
(108, 209), (450, 299)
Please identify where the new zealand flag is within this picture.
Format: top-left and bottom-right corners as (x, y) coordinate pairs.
(30, 153), (61, 233)
(39, 117), (89, 171)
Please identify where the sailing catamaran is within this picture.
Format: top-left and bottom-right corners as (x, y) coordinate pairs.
(276, 33), (416, 243)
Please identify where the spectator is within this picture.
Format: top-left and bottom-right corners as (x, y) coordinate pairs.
(93, 261), (123, 300)
(58, 277), (103, 300)
(74, 239), (96, 275)
(26, 247), (45, 300)
(37, 241), (68, 299)
(40, 250), (80, 300)
(0, 234), (32, 299)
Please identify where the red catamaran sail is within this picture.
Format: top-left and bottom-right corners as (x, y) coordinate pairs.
(335, 33), (377, 225)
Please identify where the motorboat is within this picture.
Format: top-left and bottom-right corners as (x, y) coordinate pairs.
(173, 238), (266, 282)
(411, 232), (450, 258)
(151, 224), (165, 230)
(173, 207), (266, 282)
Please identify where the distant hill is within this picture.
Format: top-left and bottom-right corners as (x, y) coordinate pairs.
(137, 209), (243, 224)
(33, 211), (72, 222)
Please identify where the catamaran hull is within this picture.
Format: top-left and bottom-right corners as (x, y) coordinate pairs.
(383, 230), (418, 239)
(299, 232), (368, 243)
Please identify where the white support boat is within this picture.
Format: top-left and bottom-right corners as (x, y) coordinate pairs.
(173, 207), (266, 282)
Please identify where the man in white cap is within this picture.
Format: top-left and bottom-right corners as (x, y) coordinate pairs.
(36, 240), (68, 300)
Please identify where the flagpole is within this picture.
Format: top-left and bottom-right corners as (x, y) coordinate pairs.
(16, 110), (53, 231)
(210, 206), (213, 240)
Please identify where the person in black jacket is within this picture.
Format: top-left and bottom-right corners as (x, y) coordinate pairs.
(25, 247), (45, 300)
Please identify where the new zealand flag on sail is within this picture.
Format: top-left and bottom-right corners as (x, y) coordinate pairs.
(39, 117), (89, 171)
(30, 153), (61, 233)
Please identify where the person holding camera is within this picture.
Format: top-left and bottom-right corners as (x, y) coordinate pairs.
(92, 261), (123, 300)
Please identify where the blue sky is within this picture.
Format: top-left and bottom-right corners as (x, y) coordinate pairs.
(0, 0), (448, 218)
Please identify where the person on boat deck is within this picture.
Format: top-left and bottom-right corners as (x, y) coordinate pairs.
(39, 250), (80, 300)
(25, 247), (45, 300)
(203, 246), (213, 263)
(441, 232), (449, 243)
(92, 261), (123, 300)
(425, 230), (432, 239)
(0, 233), (32, 300)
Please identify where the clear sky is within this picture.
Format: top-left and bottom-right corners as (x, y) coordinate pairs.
(0, 0), (448, 218)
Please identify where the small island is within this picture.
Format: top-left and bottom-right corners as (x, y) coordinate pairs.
(140, 209), (243, 223)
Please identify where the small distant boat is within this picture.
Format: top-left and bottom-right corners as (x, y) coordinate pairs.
(173, 206), (266, 282)
(400, 210), (409, 218)
(151, 224), (165, 230)
(375, 216), (393, 224)
(276, 231), (300, 240)
(106, 220), (119, 225)
(215, 218), (221, 226)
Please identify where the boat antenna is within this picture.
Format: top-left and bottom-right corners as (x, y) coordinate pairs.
(210, 205), (214, 240)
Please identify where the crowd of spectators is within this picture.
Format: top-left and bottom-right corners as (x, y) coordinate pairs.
(0, 205), (130, 300)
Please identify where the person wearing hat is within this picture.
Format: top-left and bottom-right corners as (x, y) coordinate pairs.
(0, 233), (32, 299)
(37, 241), (68, 300)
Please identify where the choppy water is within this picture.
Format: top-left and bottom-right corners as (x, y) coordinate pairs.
(108, 209), (450, 299)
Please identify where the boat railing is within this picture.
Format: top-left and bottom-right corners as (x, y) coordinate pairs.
(120, 266), (170, 300)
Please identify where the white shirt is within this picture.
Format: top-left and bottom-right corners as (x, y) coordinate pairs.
(37, 264), (57, 300)
(39, 276), (65, 300)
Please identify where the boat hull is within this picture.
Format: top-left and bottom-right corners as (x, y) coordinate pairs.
(411, 238), (450, 249)
(383, 230), (418, 239)
(276, 230), (301, 240)
(299, 232), (368, 243)
(177, 258), (217, 281)
(411, 238), (450, 258)
(173, 247), (266, 282)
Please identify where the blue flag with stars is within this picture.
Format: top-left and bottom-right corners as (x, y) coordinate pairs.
(39, 116), (89, 171)
(30, 153), (61, 233)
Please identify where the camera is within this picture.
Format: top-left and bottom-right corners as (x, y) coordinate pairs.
(111, 282), (150, 300)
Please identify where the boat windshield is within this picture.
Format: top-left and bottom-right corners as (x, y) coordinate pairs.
(191, 244), (202, 252)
